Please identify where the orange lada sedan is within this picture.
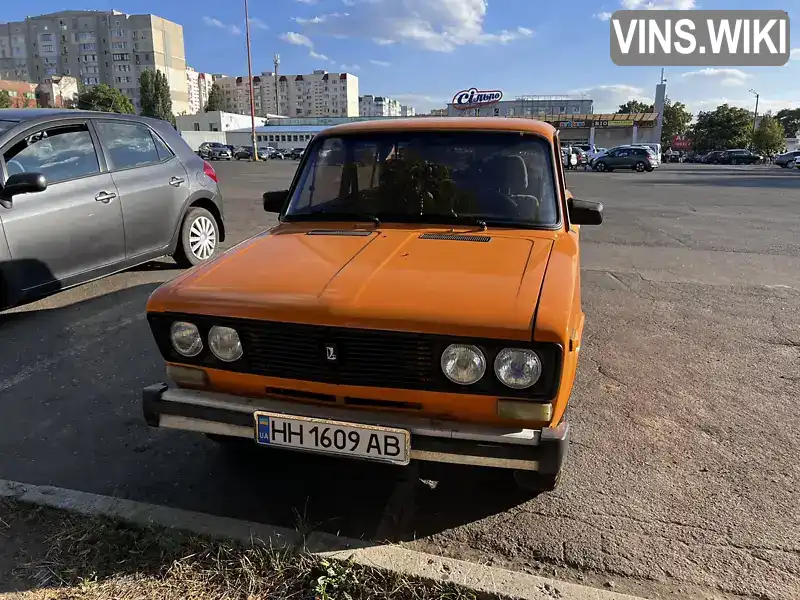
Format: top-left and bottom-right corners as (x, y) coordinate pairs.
(142, 117), (603, 492)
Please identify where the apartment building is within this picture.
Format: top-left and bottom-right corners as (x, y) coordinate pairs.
(186, 66), (215, 114)
(359, 94), (402, 117)
(400, 104), (415, 117)
(215, 69), (359, 118)
(0, 10), (189, 115)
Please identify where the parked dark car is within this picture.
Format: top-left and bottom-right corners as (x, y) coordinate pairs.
(198, 142), (232, 161)
(592, 146), (657, 172)
(287, 147), (305, 160)
(702, 150), (726, 164)
(774, 150), (800, 168)
(233, 145), (268, 160)
(0, 109), (225, 310)
(719, 149), (762, 165)
(268, 147), (285, 159)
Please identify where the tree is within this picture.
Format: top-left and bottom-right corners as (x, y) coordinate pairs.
(660, 99), (692, 147)
(689, 104), (752, 153)
(139, 69), (174, 124)
(617, 100), (654, 114)
(77, 84), (135, 113)
(205, 82), (224, 112)
(775, 108), (800, 138)
(751, 115), (786, 156)
(0, 90), (11, 109)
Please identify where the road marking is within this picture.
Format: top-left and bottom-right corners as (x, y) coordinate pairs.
(0, 314), (145, 393)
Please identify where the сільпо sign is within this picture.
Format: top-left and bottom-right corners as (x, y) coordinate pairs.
(452, 88), (503, 110)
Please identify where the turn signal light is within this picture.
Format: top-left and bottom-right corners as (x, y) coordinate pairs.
(497, 400), (553, 422)
(166, 365), (208, 389)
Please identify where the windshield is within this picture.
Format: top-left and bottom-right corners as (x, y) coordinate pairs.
(284, 131), (559, 227)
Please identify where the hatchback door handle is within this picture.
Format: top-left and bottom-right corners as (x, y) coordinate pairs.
(169, 176), (185, 187)
(95, 191), (117, 203)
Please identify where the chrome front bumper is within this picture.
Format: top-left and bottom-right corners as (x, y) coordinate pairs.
(143, 384), (569, 472)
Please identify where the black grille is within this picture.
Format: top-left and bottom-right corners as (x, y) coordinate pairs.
(419, 233), (491, 242)
(148, 313), (560, 398)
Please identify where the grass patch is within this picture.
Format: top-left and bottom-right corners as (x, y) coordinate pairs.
(0, 498), (482, 600)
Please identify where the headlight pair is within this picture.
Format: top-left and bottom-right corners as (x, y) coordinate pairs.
(440, 344), (542, 390)
(169, 321), (243, 363)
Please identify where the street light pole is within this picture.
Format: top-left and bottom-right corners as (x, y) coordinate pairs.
(244, 0), (259, 160)
(749, 88), (759, 139)
(273, 53), (280, 117)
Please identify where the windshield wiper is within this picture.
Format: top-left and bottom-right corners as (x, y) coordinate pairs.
(287, 210), (381, 226)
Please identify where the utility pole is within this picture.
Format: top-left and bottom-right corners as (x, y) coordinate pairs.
(749, 88), (759, 140)
(273, 53), (280, 117)
(244, 0), (259, 160)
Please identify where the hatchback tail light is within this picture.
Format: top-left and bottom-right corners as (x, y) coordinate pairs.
(203, 161), (218, 183)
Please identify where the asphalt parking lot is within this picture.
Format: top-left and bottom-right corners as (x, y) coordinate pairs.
(1, 161), (798, 600)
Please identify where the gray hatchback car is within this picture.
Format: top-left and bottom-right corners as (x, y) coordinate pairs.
(0, 109), (225, 310)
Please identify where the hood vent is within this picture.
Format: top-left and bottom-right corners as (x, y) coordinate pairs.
(419, 233), (491, 242)
(306, 230), (374, 237)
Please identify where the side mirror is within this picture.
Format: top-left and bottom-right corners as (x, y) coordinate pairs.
(0, 172), (47, 202)
(263, 190), (288, 213)
(568, 198), (603, 225)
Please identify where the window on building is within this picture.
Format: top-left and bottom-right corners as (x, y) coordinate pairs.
(111, 29), (126, 37)
(41, 33), (53, 41)
(3, 124), (100, 184)
(281, 135), (286, 141)
(42, 45), (54, 52)
(95, 121), (163, 169)
(112, 42), (127, 49)
(293, 135), (298, 142)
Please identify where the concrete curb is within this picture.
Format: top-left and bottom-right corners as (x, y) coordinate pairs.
(0, 479), (649, 600)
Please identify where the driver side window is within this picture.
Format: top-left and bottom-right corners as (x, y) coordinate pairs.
(4, 123), (100, 185)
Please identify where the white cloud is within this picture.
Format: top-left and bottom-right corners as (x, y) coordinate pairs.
(621, 0), (696, 9)
(369, 59), (390, 66)
(594, 12), (612, 21)
(294, 13), (348, 25)
(681, 68), (751, 86)
(309, 51), (330, 61)
(373, 38), (396, 45)
(248, 18), (268, 31)
(569, 84), (652, 113)
(296, 0), (534, 52)
(791, 48), (800, 60)
(340, 64), (361, 72)
(280, 32), (314, 48)
(203, 16), (243, 35)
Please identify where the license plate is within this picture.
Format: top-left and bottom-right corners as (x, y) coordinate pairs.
(253, 412), (410, 466)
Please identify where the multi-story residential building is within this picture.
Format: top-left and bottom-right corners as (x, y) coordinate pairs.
(429, 108), (448, 116)
(400, 104), (415, 117)
(186, 66), (215, 114)
(359, 94), (403, 117)
(215, 69), (359, 118)
(0, 79), (38, 107)
(0, 10), (189, 115)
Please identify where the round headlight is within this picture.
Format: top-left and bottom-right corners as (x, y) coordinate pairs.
(441, 344), (486, 385)
(494, 348), (542, 389)
(170, 321), (203, 357)
(208, 325), (243, 362)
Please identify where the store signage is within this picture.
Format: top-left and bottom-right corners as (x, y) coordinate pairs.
(452, 87), (503, 110)
(671, 135), (693, 150)
(557, 121), (587, 128)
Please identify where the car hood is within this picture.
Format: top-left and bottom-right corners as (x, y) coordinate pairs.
(149, 225), (555, 341)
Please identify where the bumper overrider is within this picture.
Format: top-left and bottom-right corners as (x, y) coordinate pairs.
(142, 383), (569, 473)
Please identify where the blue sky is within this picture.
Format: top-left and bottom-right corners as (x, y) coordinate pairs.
(8, 1), (800, 117)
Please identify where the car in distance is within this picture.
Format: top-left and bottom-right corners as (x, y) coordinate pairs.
(774, 150), (800, 168)
(719, 149), (762, 165)
(287, 147), (305, 160)
(198, 141), (232, 161)
(142, 117), (603, 493)
(592, 146), (657, 172)
(233, 145), (268, 161)
(0, 109), (225, 310)
(267, 147), (285, 160)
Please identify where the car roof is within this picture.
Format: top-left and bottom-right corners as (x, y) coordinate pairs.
(320, 117), (557, 138)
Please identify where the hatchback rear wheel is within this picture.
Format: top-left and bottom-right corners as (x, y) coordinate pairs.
(635, 161), (646, 172)
(173, 207), (220, 268)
